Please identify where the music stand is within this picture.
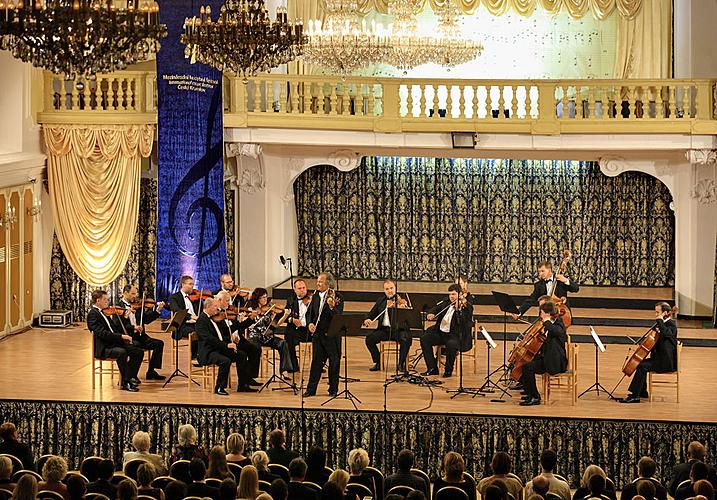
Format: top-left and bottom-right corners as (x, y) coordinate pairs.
(476, 326), (510, 399)
(578, 326), (610, 399)
(384, 307), (423, 383)
(163, 310), (197, 387)
(322, 315), (361, 409)
(490, 291), (520, 381)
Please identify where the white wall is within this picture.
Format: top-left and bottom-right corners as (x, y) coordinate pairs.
(673, 0), (717, 78)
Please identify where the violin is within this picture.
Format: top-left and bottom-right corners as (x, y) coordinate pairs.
(130, 298), (158, 311)
(387, 294), (410, 309)
(228, 286), (252, 298)
(102, 306), (127, 316)
(186, 289), (213, 301)
(622, 305), (678, 376)
(301, 291), (314, 305)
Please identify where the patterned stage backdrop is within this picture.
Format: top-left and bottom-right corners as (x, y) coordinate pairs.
(50, 179), (158, 321)
(295, 157), (675, 287)
(155, 0), (227, 302)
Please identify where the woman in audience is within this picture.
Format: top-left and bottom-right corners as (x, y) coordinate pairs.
(237, 465), (261, 500)
(433, 452), (476, 500)
(323, 478), (346, 500)
(251, 451), (280, 484)
(256, 494), (272, 500)
(136, 463), (165, 500)
(347, 448), (375, 496)
(0, 456), (15, 492)
(169, 424), (208, 465)
(220, 478), (238, 500)
(65, 475), (86, 500)
(306, 447), (331, 486)
(208, 445), (233, 480)
(124, 431), (168, 475)
(329, 470), (356, 500)
(10, 475), (37, 500)
(227, 433), (252, 466)
(38, 455), (69, 500)
(117, 478), (138, 500)
(573, 465), (616, 500)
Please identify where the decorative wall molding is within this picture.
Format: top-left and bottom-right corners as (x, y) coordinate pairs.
(226, 142), (263, 159)
(225, 142), (266, 193)
(686, 149), (717, 165)
(281, 150), (363, 201)
(597, 156), (675, 201)
(327, 149), (362, 172)
(690, 178), (717, 204)
(597, 156), (628, 176)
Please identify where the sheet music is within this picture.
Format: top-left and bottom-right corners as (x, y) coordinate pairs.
(480, 326), (497, 349)
(590, 326), (606, 352)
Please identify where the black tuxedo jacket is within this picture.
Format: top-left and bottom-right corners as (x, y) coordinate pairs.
(117, 298), (161, 342)
(648, 318), (678, 372)
(669, 460), (717, 495)
(285, 292), (311, 336)
(429, 300), (474, 352)
(306, 291), (344, 337)
(538, 316), (568, 374)
(365, 295), (411, 340)
(87, 307), (128, 358)
(195, 312), (234, 364)
(518, 278), (580, 315)
(168, 291), (201, 325)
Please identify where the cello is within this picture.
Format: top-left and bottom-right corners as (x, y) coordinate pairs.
(621, 305), (678, 377)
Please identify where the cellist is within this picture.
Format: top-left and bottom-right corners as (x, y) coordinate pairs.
(519, 297), (568, 406)
(619, 302), (678, 403)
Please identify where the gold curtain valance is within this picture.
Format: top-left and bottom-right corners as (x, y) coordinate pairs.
(353, 0), (643, 19)
(45, 124), (154, 286)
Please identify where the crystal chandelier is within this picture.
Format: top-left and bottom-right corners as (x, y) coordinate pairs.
(383, 0), (439, 71)
(302, 0), (390, 76)
(432, 0), (482, 67)
(0, 0), (167, 81)
(181, 0), (307, 79)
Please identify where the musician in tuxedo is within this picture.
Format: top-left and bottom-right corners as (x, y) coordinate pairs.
(168, 275), (201, 358)
(213, 274), (247, 309)
(519, 299), (567, 406)
(87, 289), (144, 392)
(195, 298), (258, 395)
(303, 272), (344, 397)
(454, 275), (477, 305)
(362, 279), (412, 373)
(117, 285), (165, 380)
(283, 279), (312, 372)
(420, 284), (474, 377)
(512, 261), (579, 319)
(620, 302), (678, 403)
(214, 291), (262, 386)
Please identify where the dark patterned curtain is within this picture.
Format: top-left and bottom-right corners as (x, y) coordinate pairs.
(49, 179), (158, 321)
(714, 231), (717, 326)
(224, 181), (236, 277)
(295, 157), (675, 287)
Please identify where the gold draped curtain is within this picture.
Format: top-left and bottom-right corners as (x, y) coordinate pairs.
(613, 0), (671, 78)
(44, 125), (154, 286)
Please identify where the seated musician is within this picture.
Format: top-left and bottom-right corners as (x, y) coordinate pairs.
(244, 288), (298, 379)
(87, 289), (144, 392)
(363, 279), (412, 373)
(619, 302), (677, 404)
(168, 275), (201, 359)
(420, 284), (474, 377)
(195, 298), (258, 395)
(454, 275), (477, 305)
(118, 285), (166, 381)
(214, 291), (262, 387)
(518, 298), (567, 406)
(214, 274), (247, 309)
(283, 279), (312, 372)
(511, 261), (579, 319)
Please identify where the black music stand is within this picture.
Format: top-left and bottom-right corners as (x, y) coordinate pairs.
(490, 291), (520, 382)
(322, 315), (361, 409)
(163, 310), (197, 387)
(384, 307), (422, 383)
(445, 306), (484, 399)
(579, 326), (611, 399)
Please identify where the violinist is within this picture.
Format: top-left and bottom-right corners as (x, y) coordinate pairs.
(118, 285), (166, 381)
(168, 275), (202, 359)
(518, 298), (567, 406)
(619, 302), (678, 404)
(195, 298), (258, 395)
(419, 284), (474, 377)
(363, 279), (412, 373)
(214, 274), (248, 309)
(214, 290), (262, 386)
(454, 275), (476, 305)
(87, 289), (144, 392)
(283, 279), (312, 372)
(512, 261), (579, 319)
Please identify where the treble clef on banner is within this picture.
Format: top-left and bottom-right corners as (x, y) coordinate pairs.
(168, 82), (225, 259)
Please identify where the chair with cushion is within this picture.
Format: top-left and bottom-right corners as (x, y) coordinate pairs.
(83, 493), (111, 500)
(111, 472), (133, 486)
(37, 491), (65, 500)
(205, 478), (223, 488)
(304, 482), (322, 493)
(410, 469), (430, 492)
(80, 457), (105, 482)
(12, 470), (42, 482)
(388, 485), (415, 496)
(36, 454), (55, 475)
(0, 489), (11, 500)
(648, 341), (682, 402)
(546, 492), (563, 500)
(63, 472), (89, 485)
(364, 466), (385, 500)
(347, 482), (373, 500)
(150, 476), (174, 490)
(269, 463), (290, 482)
(137, 496), (157, 500)
(124, 458), (148, 480)
(0, 454), (22, 474)
(227, 463), (243, 480)
(435, 486), (470, 500)
(169, 460), (191, 484)
(258, 480), (272, 493)
(462, 472), (477, 491)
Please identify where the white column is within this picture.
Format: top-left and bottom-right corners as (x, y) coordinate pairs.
(674, 0), (717, 78)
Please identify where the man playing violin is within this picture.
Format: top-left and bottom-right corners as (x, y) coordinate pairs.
(214, 274), (248, 309)
(168, 275), (201, 359)
(214, 290), (262, 386)
(512, 261), (579, 319)
(117, 285), (166, 381)
(283, 279), (312, 373)
(363, 279), (412, 373)
(454, 275), (477, 306)
(87, 289), (144, 392)
(420, 284), (474, 378)
(518, 298), (567, 406)
(195, 298), (259, 396)
(619, 302), (678, 404)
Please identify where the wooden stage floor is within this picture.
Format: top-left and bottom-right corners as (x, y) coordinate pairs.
(2, 325), (716, 423)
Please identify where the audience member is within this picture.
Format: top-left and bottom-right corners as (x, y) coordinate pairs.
(271, 478), (288, 500)
(252, 451), (281, 483)
(532, 476), (550, 497)
(587, 474), (607, 500)
(10, 474), (37, 500)
(227, 433), (252, 466)
(573, 466), (615, 500)
(386, 494), (404, 500)
(169, 424), (208, 465)
(124, 431), (168, 475)
(478, 452), (523, 500)
(136, 463), (165, 500)
(287, 457), (319, 500)
(0, 423), (34, 471)
(164, 480), (187, 500)
(328, 470), (354, 500)
(267, 429), (300, 468)
(525, 451), (570, 500)
(670, 443), (717, 495)
(322, 481), (345, 500)
(65, 475), (86, 500)
(692, 479), (715, 500)
(117, 478), (138, 500)
(384, 449), (429, 497)
(38, 455), (69, 500)
(0, 457), (15, 492)
(220, 478), (238, 500)
(636, 479), (657, 500)
(526, 495), (544, 500)
(677, 463), (711, 500)
(407, 491), (427, 500)
(186, 458), (220, 500)
(432, 452), (476, 500)
(620, 458), (667, 500)
(208, 445), (233, 480)
(484, 482), (508, 500)
(238, 465), (261, 500)
(256, 493), (272, 500)
(347, 448), (375, 496)
(305, 447), (331, 486)
(86, 458), (117, 499)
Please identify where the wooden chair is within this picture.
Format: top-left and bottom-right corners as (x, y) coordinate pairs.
(380, 340), (399, 370)
(507, 472), (524, 486)
(260, 345), (273, 377)
(110, 472), (133, 486)
(542, 339), (579, 405)
(410, 468), (430, 492)
(137, 496), (157, 500)
(435, 486), (470, 500)
(388, 485), (416, 496)
(12, 470), (42, 482)
(227, 463), (243, 480)
(168, 460), (191, 484)
(0, 489), (12, 500)
(187, 332), (231, 390)
(63, 472), (89, 486)
(90, 332), (118, 389)
(205, 478), (223, 488)
(648, 341), (682, 402)
(346, 483), (373, 500)
(123, 458), (148, 480)
(150, 476), (174, 490)
(258, 480), (272, 493)
(269, 463), (290, 482)
(364, 466), (385, 500)
(462, 472), (477, 492)
(0, 454), (22, 474)
(304, 482), (322, 493)
(36, 454), (55, 474)
(435, 322), (479, 375)
(37, 491), (65, 500)
(83, 494), (111, 500)
(80, 457), (105, 482)
(296, 341), (313, 373)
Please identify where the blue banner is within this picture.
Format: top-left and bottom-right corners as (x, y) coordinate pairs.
(156, 0), (227, 302)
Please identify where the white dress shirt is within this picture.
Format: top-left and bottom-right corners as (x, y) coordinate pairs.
(183, 293), (198, 322)
(440, 306), (455, 333)
(298, 298), (309, 327)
